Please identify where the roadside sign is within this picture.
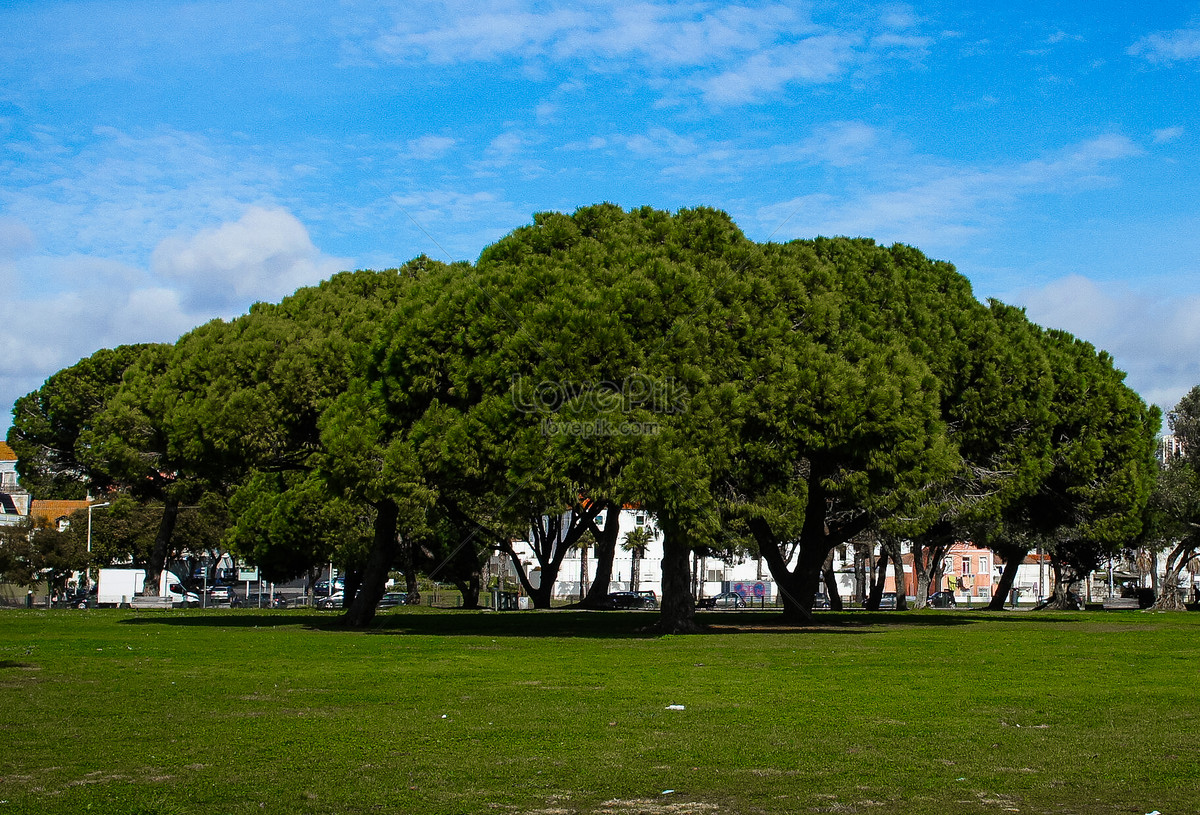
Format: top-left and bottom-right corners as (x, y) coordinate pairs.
(238, 566), (260, 582)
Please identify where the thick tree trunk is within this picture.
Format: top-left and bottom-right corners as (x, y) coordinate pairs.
(141, 497), (179, 597)
(987, 548), (1028, 610)
(885, 537), (907, 610)
(581, 502), (621, 607)
(654, 518), (701, 634)
(822, 549), (843, 610)
(912, 543), (930, 610)
(451, 572), (484, 609)
(1048, 561), (1082, 609)
(1153, 540), (1197, 610)
(865, 544), (888, 611)
(343, 499), (400, 627)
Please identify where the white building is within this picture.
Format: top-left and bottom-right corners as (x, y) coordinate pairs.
(0, 442), (31, 526)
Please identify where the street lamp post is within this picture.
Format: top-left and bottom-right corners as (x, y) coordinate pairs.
(86, 502), (111, 589)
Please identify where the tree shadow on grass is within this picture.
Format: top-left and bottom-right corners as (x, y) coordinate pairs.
(112, 607), (1033, 638)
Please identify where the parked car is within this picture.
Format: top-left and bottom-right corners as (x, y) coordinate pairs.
(316, 592), (344, 609)
(697, 591), (746, 609)
(60, 588), (95, 609)
(313, 578), (345, 596)
(634, 590), (658, 608)
(206, 585), (236, 605)
(928, 591), (956, 608)
(879, 592), (897, 610)
(377, 591), (416, 609)
(599, 591), (657, 609)
(812, 593), (830, 609)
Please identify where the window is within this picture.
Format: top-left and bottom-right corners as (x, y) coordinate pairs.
(979, 557), (989, 574)
(635, 513), (646, 527)
(961, 557), (971, 575)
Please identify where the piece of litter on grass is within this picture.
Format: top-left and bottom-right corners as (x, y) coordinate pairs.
(1145, 810), (1161, 815)
(441, 714), (448, 719)
(956, 777), (966, 781)
(666, 704), (685, 710)
(662, 790), (675, 795)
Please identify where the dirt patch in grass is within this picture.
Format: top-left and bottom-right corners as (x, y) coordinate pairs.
(596, 799), (719, 814)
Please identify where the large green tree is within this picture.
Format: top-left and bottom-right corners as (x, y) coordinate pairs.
(1140, 386), (1200, 609)
(983, 328), (1159, 608)
(7, 344), (155, 498)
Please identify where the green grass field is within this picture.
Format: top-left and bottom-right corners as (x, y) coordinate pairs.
(1, 607), (1197, 815)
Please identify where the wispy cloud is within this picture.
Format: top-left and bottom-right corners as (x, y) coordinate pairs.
(755, 133), (1142, 248)
(1018, 275), (1200, 415)
(1153, 126), (1185, 144)
(358, 1), (933, 106)
(1129, 26), (1200, 63)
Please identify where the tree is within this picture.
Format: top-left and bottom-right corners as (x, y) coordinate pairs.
(1140, 386), (1200, 609)
(7, 344), (154, 498)
(983, 328), (1159, 608)
(0, 515), (88, 595)
(622, 524), (654, 593)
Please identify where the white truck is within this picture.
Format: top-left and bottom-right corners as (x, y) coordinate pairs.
(96, 568), (201, 607)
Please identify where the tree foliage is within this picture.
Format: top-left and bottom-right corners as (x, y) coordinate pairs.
(6, 204), (1160, 626)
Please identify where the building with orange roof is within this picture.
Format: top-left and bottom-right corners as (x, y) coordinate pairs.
(1, 441), (31, 524)
(29, 499), (94, 531)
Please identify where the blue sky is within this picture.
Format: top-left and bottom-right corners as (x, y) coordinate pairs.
(2, 1), (1198, 434)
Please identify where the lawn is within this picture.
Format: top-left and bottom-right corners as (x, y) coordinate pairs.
(1, 607), (1196, 815)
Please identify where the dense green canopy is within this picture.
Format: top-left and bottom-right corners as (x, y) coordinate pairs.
(5, 204), (1159, 628)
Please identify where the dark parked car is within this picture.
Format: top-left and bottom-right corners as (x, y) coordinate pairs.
(600, 591), (657, 609)
(812, 593), (830, 609)
(313, 577), (345, 596)
(377, 591), (417, 609)
(879, 592), (897, 610)
(697, 591), (747, 609)
(928, 591), (956, 608)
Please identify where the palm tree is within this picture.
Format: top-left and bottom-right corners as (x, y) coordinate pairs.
(575, 530), (596, 602)
(622, 526), (654, 594)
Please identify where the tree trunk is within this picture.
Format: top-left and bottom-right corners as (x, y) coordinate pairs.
(822, 549), (843, 610)
(912, 542), (930, 610)
(343, 499), (400, 627)
(579, 545), (590, 602)
(854, 543), (868, 604)
(654, 518), (701, 634)
(141, 497), (179, 597)
(987, 548), (1028, 610)
(1153, 540), (1197, 610)
(581, 501), (621, 607)
(883, 537), (907, 610)
(631, 550), (642, 594)
(866, 544), (888, 610)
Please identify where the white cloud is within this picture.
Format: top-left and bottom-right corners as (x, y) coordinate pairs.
(1154, 126), (1184, 144)
(0, 270), (197, 436)
(405, 135), (457, 160)
(699, 34), (862, 104)
(0, 218), (35, 259)
(359, 1), (931, 106)
(1129, 27), (1200, 63)
(1017, 276), (1200, 415)
(755, 133), (1142, 248)
(151, 207), (349, 312)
